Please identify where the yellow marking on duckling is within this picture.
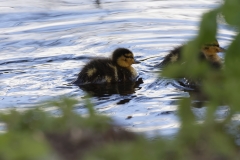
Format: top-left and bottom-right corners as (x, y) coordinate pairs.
(117, 53), (135, 68)
(170, 54), (178, 63)
(201, 40), (224, 64)
(105, 76), (112, 83)
(108, 64), (118, 81)
(125, 53), (133, 57)
(86, 68), (97, 77)
(129, 66), (137, 78)
(202, 46), (221, 63)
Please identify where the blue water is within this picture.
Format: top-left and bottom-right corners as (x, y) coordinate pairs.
(0, 0), (233, 137)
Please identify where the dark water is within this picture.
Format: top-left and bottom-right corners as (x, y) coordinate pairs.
(0, 0), (233, 137)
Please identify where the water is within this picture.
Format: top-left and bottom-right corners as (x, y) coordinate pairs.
(0, 0), (233, 137)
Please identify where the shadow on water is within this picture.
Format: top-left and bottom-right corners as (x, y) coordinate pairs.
(77, 78), (143, 97)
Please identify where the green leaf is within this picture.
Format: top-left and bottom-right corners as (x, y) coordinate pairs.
(198, 9), (218, 43)
(222, 0), (240, 26)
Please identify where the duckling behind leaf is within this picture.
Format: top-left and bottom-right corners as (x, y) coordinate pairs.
(158, 40), (225, 90)
(73, 48), (140, 85)
(200, 40), (225, 69)
(159, 40), (224, 69)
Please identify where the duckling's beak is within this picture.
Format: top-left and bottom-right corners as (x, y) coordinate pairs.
(218, 47), (226, 52)
(133, 59), (141, 64)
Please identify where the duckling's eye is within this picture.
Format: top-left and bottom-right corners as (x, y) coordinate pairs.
(212, 44), (219, 47)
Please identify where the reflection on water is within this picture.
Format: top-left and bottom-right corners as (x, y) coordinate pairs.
(78, 78), (143, 97)
(0, 0), (233, 137)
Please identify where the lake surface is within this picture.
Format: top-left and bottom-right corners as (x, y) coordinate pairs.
(0, 0), (233, 137)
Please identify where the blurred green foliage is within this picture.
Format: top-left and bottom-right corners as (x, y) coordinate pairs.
(0, 97), (114, 160)
(1, 0), (240, 160)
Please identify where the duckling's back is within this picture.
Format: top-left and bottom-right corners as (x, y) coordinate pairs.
(158, 46), (183, 67)
(73, 59), (114, 84)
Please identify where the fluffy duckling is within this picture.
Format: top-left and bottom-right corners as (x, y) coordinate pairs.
(159, 40), (225, 69)
(73, 48), (140, 85)
(158, 40), (225, 90)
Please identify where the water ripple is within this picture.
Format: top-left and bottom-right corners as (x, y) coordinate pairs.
(0, 0), (233, 137)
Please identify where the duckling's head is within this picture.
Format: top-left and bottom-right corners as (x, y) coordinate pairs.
(112, 48), (140, 68)
(201, 40), (225, 62)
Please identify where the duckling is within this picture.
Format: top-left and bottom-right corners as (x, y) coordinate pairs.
(73, 48), (140, 85)
(159, 40), (225, 69)
(158, 40), (225, 90)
